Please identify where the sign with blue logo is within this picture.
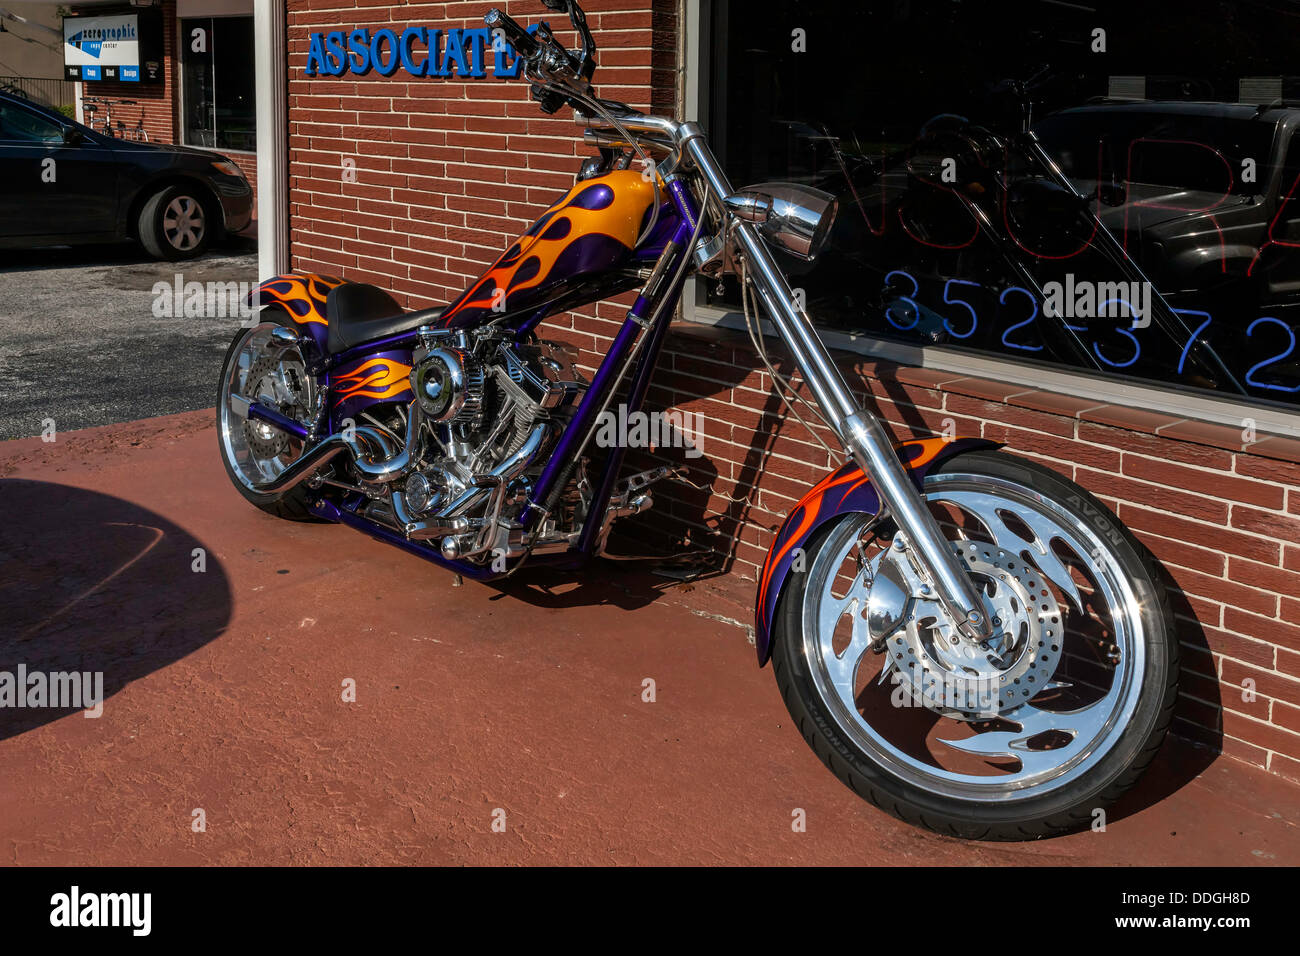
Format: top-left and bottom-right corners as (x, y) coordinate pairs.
(63, 12), (163, 83)
(304, 25), (536, 79)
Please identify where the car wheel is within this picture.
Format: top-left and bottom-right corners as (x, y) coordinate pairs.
(138, 185), (212, 260)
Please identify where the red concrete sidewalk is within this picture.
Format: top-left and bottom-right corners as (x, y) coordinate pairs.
(0, 411), (1297, 865)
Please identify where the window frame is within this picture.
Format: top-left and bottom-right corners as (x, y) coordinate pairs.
(177, 11), (257, 156)
(679, 0), (1300, 440)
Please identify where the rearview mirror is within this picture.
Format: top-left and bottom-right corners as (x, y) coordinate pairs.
(62, 126), (84, 146)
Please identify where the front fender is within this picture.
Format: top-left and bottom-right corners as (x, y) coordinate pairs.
(754, 436), (997, 665)
(249, 273), (346, 355)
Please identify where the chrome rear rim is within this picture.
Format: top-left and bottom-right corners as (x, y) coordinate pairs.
(800, 470), (1145, 802)
(219, 322), (313, 492)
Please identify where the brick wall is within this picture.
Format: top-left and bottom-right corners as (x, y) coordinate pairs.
(283, 0), (1300, 780)
(287, 0), (675, 296)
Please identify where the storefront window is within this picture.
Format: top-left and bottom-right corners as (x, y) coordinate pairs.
(706, 0), (1300, 410)
(181, 16), (256, 152)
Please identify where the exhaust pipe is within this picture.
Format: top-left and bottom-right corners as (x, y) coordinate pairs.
(255, 402), (420, 495)
(439, 421), (550, 519)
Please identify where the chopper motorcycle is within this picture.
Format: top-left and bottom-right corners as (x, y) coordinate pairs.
(217, 0), (1177, 840)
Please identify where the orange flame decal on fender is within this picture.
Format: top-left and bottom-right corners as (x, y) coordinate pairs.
(253, 273), (344, 326)
(754, 437), (992, 663)
(333, 357), (413, 401)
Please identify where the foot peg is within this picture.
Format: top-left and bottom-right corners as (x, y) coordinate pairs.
(595, 466), (684, 553)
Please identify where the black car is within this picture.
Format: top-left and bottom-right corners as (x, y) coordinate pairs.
(0, 91), (253, 261)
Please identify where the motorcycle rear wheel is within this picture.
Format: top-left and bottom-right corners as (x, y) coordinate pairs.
(771, 449), (1178, 840)
(216, 309), (320, 521)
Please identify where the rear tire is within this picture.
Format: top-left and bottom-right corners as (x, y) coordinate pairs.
(216, 309), (321, 521)
(771, 449), (1178, 840)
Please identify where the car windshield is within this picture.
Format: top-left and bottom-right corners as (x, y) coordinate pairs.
(1036, 109), (1275, 197)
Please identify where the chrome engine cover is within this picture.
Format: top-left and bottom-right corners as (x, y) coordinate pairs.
(410, 347), (485, 425)
(388, 333), (589, 559)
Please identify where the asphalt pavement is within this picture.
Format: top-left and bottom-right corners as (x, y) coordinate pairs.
(0, 240), (258, 440)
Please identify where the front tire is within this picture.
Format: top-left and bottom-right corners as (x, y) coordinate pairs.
(771, 449), (1178, 840)
(139, 185), (212, 260)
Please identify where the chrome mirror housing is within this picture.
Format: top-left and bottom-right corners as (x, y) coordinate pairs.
(724, 182), (839, 261)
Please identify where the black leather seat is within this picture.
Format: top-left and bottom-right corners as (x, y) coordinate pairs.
(325, 282), (445, 354)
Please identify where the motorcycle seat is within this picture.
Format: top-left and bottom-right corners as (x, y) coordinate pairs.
(324, 282), (445, 354)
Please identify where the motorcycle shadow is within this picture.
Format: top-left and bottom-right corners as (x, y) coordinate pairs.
(0, 478), (233, 740)
(1109, 588), (1223, 823)
(488, 562), (701, 612)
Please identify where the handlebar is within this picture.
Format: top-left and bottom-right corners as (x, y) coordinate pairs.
(484, 9), (539, 59)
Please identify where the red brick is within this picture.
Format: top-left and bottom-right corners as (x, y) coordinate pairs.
(1221, 658), (1300, 705)
(1275, 700), (1300, 735)
(1235, 452), (1300, 485)
(1224, 608), (1300, 653)
(1123, 455), (1285, 509)
(1077, 468), (1228, 525)
(1221, 710), (1300, 760)
(1230, 504), (1300, 541)
(1134, 531), (1226, 576)
(1155, 419), (1255, 452)
(1168, 565), (1278, 618)
(1270, 751), (1300, 783)
(1120, 504), (1280, 565)
(944, 394), (1075, 437)
(1082, 404), (1179, 434)
(1078, 422), (1233, 470)
(1202, 626), (1278, 669)
(1228, 556), (1300, 596)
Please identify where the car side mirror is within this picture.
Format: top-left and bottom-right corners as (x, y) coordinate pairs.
(1096, 182), (1126, 207)
(62, 126), (84, 146)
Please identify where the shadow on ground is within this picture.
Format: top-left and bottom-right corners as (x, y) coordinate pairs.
(0, 478), (232, 739)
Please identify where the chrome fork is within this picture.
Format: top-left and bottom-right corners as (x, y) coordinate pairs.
(673, 123), (994, 643)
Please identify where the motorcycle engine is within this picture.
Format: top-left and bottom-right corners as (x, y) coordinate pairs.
(392, 331), (588, 555)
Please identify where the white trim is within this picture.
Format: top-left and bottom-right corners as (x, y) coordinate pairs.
(254, 0), (287, 277)
(694, 304), (1300, 439)
(679, 0), (1300, 442)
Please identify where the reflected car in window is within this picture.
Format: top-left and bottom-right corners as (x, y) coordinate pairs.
(1034, 101), (1300, 308)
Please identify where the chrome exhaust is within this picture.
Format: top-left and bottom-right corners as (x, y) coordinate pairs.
(255, 401), (421, 495)
(439, 421), (550, 519)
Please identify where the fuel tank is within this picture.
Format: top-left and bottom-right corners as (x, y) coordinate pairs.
(437, 169), (662, 330)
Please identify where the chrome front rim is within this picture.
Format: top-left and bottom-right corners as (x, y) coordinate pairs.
(163, 196), (206, 250)
(219, 322), (313, 493)
(800, 471), (1145, 803)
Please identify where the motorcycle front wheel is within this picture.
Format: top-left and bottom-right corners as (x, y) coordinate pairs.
(771, 448), (1178, 840)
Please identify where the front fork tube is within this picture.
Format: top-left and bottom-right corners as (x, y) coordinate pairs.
(678, 123), (994, 642)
